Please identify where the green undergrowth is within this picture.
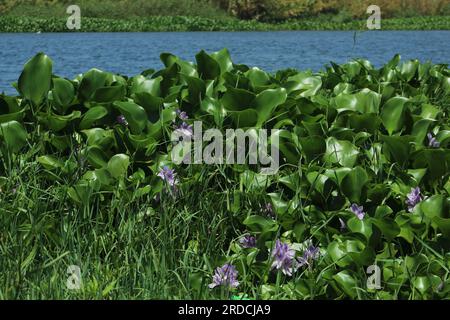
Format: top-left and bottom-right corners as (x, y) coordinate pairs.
(0, 15), (449, 32)
(0, 49), (449, 299)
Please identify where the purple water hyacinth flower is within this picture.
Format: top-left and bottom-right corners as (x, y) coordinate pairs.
(208, 264), (239, 289)
(339, 218), (346, 231)
(116, 115), (128, 126)
(157, 166), (177, 186)
(350, 204), (365, 220)
(174, 122), (193, 139)
(176, 109), (188, 120)
(406, 187), (423, 212)
(271, 240), (297, 276)
(239, 235), (256, 248)
(263, 202), (275, 219)
(297, 245), (320, 268)
(427, 133), (440, 148)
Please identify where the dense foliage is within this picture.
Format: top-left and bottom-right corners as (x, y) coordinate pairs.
(1, 50), (449, 299)
(2, 0), (449, 20)
(0, 15), (449, 32)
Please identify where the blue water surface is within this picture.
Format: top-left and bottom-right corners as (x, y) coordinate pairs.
(0, 31), (449, 94)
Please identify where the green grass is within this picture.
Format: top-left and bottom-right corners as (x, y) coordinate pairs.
(0, 155), (238, 299)
(2, 0), (229, 19)
(0, 15), (449, 32)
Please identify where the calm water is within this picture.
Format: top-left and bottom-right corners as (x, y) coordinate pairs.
(0, 31), (449, 94)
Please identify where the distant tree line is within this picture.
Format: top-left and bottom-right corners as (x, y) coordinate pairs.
(213, 0), (450, 20)
(1, 0), (449, 20)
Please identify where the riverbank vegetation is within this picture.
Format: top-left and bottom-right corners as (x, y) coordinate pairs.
(0, 0), (449, 32)
(0, 15), (449, 32)
(1, 50), (449, 299)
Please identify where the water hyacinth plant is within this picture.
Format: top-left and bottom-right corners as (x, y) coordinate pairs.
(174, 122), (194, 139)
(350, 204), (365, 220)
(157, 166), (177, 187)
(239, 234), (257, 248)
(427, 133), (440, 148)
(209, 264), (239, 289)
(297, 245), (320, 268)
(406, 187), (423, 212)
(271, 240), (297, 276)
(0, 50), (449, 300)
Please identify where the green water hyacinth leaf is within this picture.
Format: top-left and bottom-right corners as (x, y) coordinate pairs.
(348, 216), (373, 240)
(246, 67), (270, 88)
(210, 48), (233, 74)
(381, 135), (412, 168)
(324, 137), (359, 167)
(182, 74), (206, 106)
(413, 276), (432, 295)
(333, 89), (381, 114)
(51, 77), (74, 112)
(306, 171), (333, 197)
(420, 104), (441, 120)
(0, 95), (24, 123)
(130, 75), (162, 96)
(254, 88), (287, 127)
(86, 145), (109, 168)
(436, 130), (450, 148)
(286, 72), (322, 97)
(243, 215), (278, 233)
(0, 120), (27, 153)
(92, 84), (126, 103)
(342, 61), (362, 79)
(107, 154), (130, 178)
(323, 167), (352, 186)
(340, 166), (369, 203)
(37, 155), (64, 171)
(278, 172), (300, 192)
(432, 217), (450, 238)
(328, 239), (365, 268)
(195, 50), (220, 80)
(39, 111), (81, 132)
(127, 132), (157, 152)
(400, 59), (419, 82)
(240, 171), (270, 191)
(113, 101), (147, 134)
(420, 195), (447, 220)
(82, 128), (114, 148)
(299, 136), (326, 162)
(381, 96), (409, 135)
(371, 217), (400, 241)
(161, 53), (198, 77)
(133, 92), (163, 122)
(348, 113), (381, 134)
(268, 193), (288, 216)
(411, 119), (433, 145)
(79, 106), (109, 130)
(77, 68), (109, 101)
(271, 130), (301, 164)
(230, 109), (259, 128)
(200, 96), (226, 127)
(18, 52), (52, 105)
(412, 149), (447, 183)
(333, 270), (358, 299)
(222, 87), (255, 111)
